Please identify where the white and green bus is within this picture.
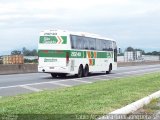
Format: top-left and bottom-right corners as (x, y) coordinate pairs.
(38, 29), (117, 78)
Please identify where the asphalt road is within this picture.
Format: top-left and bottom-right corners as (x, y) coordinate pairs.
(0, 64), (160, 97)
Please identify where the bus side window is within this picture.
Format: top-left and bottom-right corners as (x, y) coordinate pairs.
(109, 41), (113, 51)
(96, 39), (102, 51)
(102, 40), (107, 51)
(84, 37), (89, 50)
(71, 35), (77, 49)
(105, 40), (109, 51)
(77, 36), (84, 49)
(107, 41), (113, 51)
(104, 40), (113, 51)
(89, 38), (96, 50)
(80, 37), (84, 49)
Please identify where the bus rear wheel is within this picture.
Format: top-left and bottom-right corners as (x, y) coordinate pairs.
(84, 65), (89, 77)
(77, 65), (83, 78)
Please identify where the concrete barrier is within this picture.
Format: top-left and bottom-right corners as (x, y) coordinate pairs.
(0, 61), (159, 75)
(0, 64), (38, 75)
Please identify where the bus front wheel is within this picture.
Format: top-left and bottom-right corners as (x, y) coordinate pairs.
(106, 64), (112, 74)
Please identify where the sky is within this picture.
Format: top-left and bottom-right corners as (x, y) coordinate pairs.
(0, 0), (160, 55)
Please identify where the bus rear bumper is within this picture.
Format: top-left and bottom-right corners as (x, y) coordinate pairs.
(38, 66), (69, 73)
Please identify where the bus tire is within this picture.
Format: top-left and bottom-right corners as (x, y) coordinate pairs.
(84, 64), (89, 77)
(77, 65), (83, 78)
(51, 73), (57, 78)
(106, 64), (112, 74)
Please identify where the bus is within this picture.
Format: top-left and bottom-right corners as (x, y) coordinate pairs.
(38, 29), (117, 78)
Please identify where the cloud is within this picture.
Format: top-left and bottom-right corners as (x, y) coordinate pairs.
(0, 0), (160, 54)
(1, 0), (160, 25)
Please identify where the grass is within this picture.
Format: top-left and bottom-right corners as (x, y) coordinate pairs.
(0, 72), (160, 120)
(143, 98), (160, 113)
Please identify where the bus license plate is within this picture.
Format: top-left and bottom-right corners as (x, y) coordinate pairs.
(50, 67), (55, 69)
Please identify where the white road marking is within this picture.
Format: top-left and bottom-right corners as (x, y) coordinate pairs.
(70, 79), (92, 83)
(76, 75), (107, 80)
(77, 67), (160, 80)
(0, 78), (91, 90)
(83, 76), (110, 81)
(108, 76), (128, 79)
(118, 64), (160, 69)
(20, 85), (42, 92)
(109, 68), (160, 76)
(0, 68), (159, 90)
(83, 76), (102, 80)
(0, 80), (71, 90)
(50, 82), (71, 87)
(76, 67), (160, 80)
(107, 71), (159, 80)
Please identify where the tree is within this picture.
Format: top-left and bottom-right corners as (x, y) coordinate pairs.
(22, 47), (38, 56)
(125, 47), (145, 55)
(126, 47), (134, 51)
(152, 51), (159, 55)
(145, 51), (160, 55)
(11, 50), (21, 55)
(22, 47), (30, 56)
(31, 49), (38, 56)
(134, 48), (145, 54)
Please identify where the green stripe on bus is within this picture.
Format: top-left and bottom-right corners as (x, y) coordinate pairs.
(83, 51), (86, 58)
(38, 50), (113, 58)
(38, 50), (67, 58)
(91, 52), (94, 58)
(93, 59), (95, 65)
(97, 52), (113, 58)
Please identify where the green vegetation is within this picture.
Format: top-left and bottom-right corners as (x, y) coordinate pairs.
(143, 98), (160, 113)
(24, 58), (38, 64)
(11, 47), (38, 56)
(22, 47), (37, 56)
(11, 50), (22, 55)
(125, 46), (160, 55)
(0, 72), (160, 120)
(145, 51), (160, 56)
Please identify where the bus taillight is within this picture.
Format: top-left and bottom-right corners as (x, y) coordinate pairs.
(66, 52), (69, 65)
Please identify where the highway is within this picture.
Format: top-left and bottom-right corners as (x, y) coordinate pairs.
(0, 64), (160, 97)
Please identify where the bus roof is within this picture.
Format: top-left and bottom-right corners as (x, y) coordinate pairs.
(40, 29), (115, 42)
